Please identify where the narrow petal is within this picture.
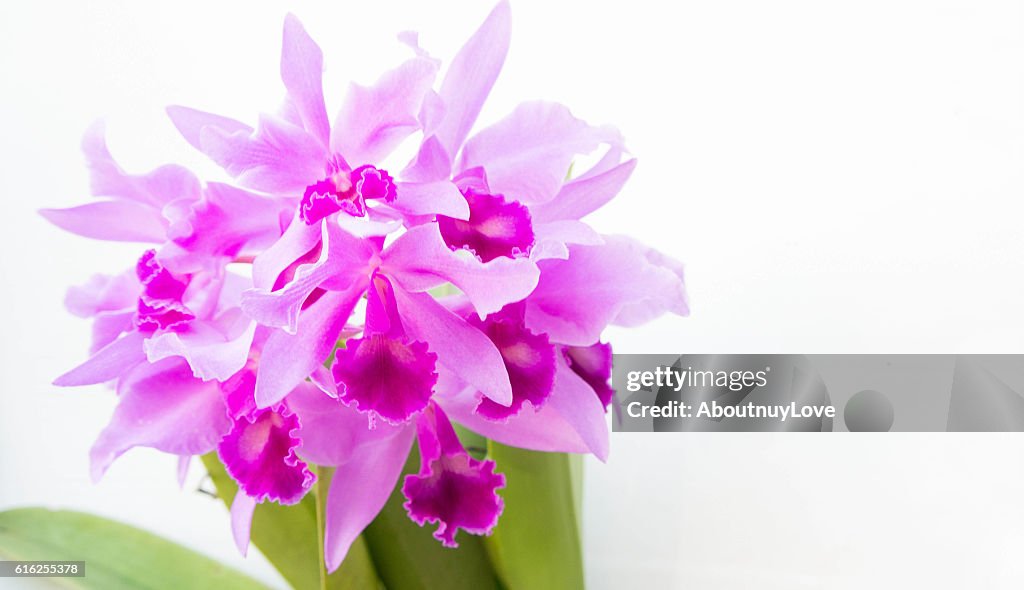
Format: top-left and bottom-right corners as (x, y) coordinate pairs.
(89, 359), (231, 480)
(40, 201), (167, 243)
(331, 57), (438, 165)
(391, 181), (469, 220)
(281, 14), (331, 148)
(437, 387), (591, 456)
(434, 0), (511, 157)
(255, 287), (362, 408)
(524, 236), (689, 346)
(324, 426), (415, 572)
(82, 121), (201, 207)
(400, 135), (452, 184)
(529, 220), (604, 262)
(162, 183), (290, 274)
(143, 311), (256, 382)
(201, 114), (326, 194)
(383, 223), (539, 317)
(177, 455), (191, 489)
(391, 286), (513, 407)
(230, 492), (257, 556)
(289, 382), (406, 466)
(530, 159), (637, 222)
(166, 105), (253, 152)
(458, 101), (622, 203)
(545, 353), (610, 461)
(252, 213), (322, 290)
(65, 271), (138, 319)
(242, 222), (373, 333)
(53, 331), (146, 387)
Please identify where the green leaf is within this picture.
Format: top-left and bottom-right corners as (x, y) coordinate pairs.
(362, 444), (502, 590)
(201, 454), (380, 590)
(484, 443), (585, 590)
(0, 507), (270, 589)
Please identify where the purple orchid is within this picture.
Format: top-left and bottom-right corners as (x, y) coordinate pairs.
(44, 0), (688, 573)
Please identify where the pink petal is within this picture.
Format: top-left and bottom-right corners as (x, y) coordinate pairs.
(391, 180), (469, 220)
(162, 183), (290, 274)
(545, 352), (609, 461)
(383, 223), (539, 317)
(218, 404), (314, 504)
(530, 159), (637, 223)
(53, 331), (146, 387)
(40, 201), (167, 243)
(143, 311), (256, 382)
(82, 121), (201, 207)
(391, 286), (513, 407)
(524, 236), (689, 346)
(333, 334), (438, 425)
(166, 105), (253, 152)
(65, 271), (138, 319)
(433, 0), (511, 157)
(471, 310), (556, 421)
(201, 114), (326, 194)
(402, 404), (505, 547)
(324, 425), (415, 572)
(242, 222), (374, 333)
(458, 101), (622, 204)
(89, 359), (232, 480)
(289, 382), (406, 466)
(255, 287), (363, 408)
(331, 57), (438, 166)
(252, 213), (322, 290)
(280, 14), (330, 148)
(230, 492), (257, 556)
(400, 136), (452, 184)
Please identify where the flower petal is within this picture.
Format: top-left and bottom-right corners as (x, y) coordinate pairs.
(82, 121), (201, 207)
(545, 352), (609, 461)
(230, 492), (257, 556)
(89, 358), (231, 480)
(324, 425), (415, 572)
(524, 236), (689, 346)
(530, 159), (637, 223)
(255, 287), (363, 408)
(458, 101), (622, 204)
(331, 57), (438, 165)
(166, 105), (253, 152)
(201, 114), (326, 194)
(391, 286), (513, 407)
(402, 404), (505, 547)
(53, 331), (146, 387)
(433, 0), (511, 157)
(144, 310), (256, 382)
(383, 223), (538, 317)
(391, 181), (469, 220)
(333, 334), (438, 424)
(218, 405), (314, 504)
(40, 201), (167, 243)
(280, 14), (331, 148)
(289, 382), (406, 466)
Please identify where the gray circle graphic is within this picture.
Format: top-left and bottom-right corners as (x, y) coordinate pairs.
(844, 389), (894, 432)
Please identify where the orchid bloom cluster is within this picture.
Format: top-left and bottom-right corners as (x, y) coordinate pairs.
(43, 1), (687, 571)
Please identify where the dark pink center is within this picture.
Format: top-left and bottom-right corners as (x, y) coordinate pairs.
(437, 189), (534, 262)
(134, 249), (194, 332)
(402, 404), (505, 547)
(300, 158), (396, 224)
(473, 311), (556, 421)
(564, 343), (614, 409)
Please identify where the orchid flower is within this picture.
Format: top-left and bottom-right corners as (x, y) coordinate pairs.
(43, 1), (690, 574)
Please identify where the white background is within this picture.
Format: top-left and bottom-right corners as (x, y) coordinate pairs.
(2, 0), (1024, 588)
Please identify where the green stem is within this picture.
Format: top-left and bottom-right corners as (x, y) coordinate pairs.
(314, 464), (327, 590)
